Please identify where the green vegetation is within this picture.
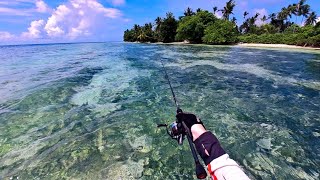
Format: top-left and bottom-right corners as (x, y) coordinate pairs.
(175, 11), (217, 43)
(124, 0), (319, 47)
(202, 19), (239, 44)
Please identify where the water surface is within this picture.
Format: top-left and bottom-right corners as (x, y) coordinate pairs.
(0, 43), (319, 179)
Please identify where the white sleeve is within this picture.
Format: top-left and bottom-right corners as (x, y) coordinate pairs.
(207, 154), (250, 180)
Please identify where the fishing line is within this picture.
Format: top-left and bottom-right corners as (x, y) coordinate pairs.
(159, 60), (181, 113)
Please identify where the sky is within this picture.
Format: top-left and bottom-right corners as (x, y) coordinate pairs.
(0, 0), (319, 45)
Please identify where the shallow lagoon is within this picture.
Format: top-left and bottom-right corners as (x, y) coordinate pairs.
(0, 43), (319, 179)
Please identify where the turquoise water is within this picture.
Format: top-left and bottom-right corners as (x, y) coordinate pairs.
(0, 43), (319, 180)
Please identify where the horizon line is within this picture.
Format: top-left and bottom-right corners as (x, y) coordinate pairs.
(0, 41), (125, 47)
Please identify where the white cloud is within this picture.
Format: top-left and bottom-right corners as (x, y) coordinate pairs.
(0, 0), (50, 15)
(44, 0), (122, 39)
(215, 11), (222, 19)
(109, 0), (125, 6)
(0, 7), (31, 16)
(21, 19), (45, 38)
(1, 0), (124, 43)
(0, 0), (34, 6)
(253, 8), (268, 26)
(44, 5), (70, 37)
(35, 0), (50, 13)
(316, 17), (320, 23)
(0, 31), (15, 40)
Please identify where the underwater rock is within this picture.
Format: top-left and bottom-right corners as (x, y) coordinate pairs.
(143, 168), (154, 176)
(96, 129), (104, 152)
(312, 132), (320, 137)
(129, 135), (152, 153)
(257, 138), (272, 151)
(70, 87), (102, 106)
(105, 159), (146, 179)
(151, 150), (161, 161)
(260, 123), (273, 131)
(92, 103), (120, 117)
(243, 152), (278, 178)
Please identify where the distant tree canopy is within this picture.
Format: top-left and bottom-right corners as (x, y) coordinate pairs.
(202, 19), (239, 44)
(159, 12), (178, 43)
(176, 11), (217, 43)
(123, 0), (320, 47)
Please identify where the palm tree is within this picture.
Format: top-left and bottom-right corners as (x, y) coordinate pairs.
(261, 15), (267, 24)
(239, 20), (249, 34)
(305, 12), (317, 25)
(248, 13), (259, 26)
(133, 24), (141, 41)
(277, 7), (291, 23)
(155, 17), (162, 31)
(184, 7), (194, 16)
(231, 17), (237, 24)
(289, 3), (299, 32)
(154, 17), (162, 41)
(213, 6), (218, 15)
(287, 5), (296, 19)
(219, 0), (236, 20)
(254, 13), (260, 19)
(292, 0), (309, 26)
(137, 31), (146, 42)
(133, 24), (140, 35)
(243, 11), (249, 19)
(300, 4), (310, 25)
(196, 8), (202, 13)
(166, 12), (174, 19)
(277, 8), (294, 32)
(268, 13), (276, 20)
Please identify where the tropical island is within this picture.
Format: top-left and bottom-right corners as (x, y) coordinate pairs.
(123, 0), (320, 48)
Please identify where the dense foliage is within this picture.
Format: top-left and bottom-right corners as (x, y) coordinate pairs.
(239, 25), (320, 47)
(202, 19), (239, 44)
(159, 13), (178, 43)
(124, 0), (319, 47)
(175, 11), (217, 43)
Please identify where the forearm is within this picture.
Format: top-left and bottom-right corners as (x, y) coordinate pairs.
(191, 125), (250, 180)
(192, 130), (226, 165)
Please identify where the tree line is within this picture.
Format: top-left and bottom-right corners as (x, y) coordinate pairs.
(124, 0), (320, 47)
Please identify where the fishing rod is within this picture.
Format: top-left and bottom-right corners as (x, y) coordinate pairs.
(157, 60), (207, 179)
(160, 60), (181, 113)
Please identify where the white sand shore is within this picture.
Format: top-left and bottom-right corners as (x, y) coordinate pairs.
(237, 43), (320, 50)
(152, 42), (320, 52)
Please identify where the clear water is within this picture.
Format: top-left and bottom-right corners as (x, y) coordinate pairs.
(0, 43), (319, 180)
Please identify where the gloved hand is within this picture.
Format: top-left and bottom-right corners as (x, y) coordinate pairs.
(177, 112), (226, 165)
(176, 112), (205, 130)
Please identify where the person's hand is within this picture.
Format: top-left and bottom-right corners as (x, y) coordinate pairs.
(176, 112), (206, 141)
(176, 112), (203, 129)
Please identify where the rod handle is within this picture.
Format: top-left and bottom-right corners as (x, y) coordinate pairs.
(195, 162), (207, 179)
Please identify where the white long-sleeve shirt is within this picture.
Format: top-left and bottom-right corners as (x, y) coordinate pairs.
(193, 131), (250, 180)
(207, 154), (250, 180)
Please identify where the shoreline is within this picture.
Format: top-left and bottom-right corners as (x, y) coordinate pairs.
(237, 43), (320, 50)
(153, 42), (320, 51)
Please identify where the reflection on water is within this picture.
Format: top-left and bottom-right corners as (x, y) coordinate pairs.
(0, 43), (319, 180)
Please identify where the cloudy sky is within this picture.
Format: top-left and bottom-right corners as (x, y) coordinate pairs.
(0, 0), (319, 44)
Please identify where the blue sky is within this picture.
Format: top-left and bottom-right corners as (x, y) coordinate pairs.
(0, 0), (319, 44)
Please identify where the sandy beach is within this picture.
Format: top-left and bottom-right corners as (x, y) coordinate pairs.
(237, 43), (320, 50)
(154, 42), (320, 52)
